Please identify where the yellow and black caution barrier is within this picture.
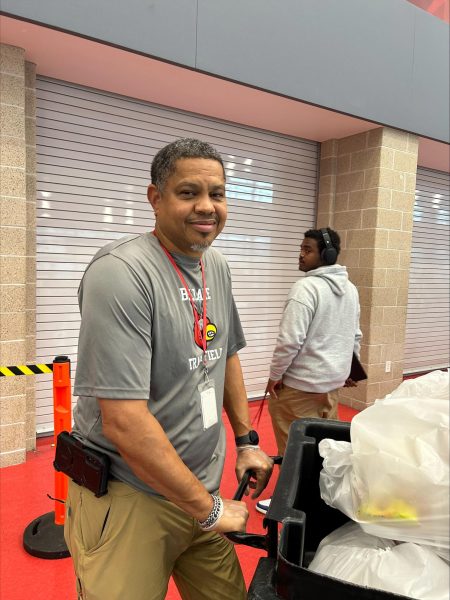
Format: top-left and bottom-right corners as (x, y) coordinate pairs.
(1, 357), (72, 558)
(15, 355), (73, 560)
(0, 363), (53, 377)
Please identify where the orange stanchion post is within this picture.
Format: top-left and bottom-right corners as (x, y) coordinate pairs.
(52, 356), (72, 525)
(23, 355), (71, 559)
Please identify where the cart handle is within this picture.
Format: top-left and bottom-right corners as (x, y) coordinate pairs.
(225, 456), (282, 550)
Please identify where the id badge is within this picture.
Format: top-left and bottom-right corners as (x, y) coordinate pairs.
(198, 378), (218, 430)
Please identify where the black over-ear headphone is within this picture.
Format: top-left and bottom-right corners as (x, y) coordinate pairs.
(320, 228), (338, 265)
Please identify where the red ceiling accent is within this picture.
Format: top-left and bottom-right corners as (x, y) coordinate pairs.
(406, 0), (450, 23)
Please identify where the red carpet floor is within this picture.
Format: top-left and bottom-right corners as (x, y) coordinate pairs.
(0, 402), (357, 600)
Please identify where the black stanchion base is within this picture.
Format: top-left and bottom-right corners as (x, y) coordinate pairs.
(23, 511), (70, 559)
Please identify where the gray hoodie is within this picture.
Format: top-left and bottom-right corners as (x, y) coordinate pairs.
(269, 264), (362, 393)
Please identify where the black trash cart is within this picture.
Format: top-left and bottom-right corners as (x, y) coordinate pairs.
(229, 418), (415, 600)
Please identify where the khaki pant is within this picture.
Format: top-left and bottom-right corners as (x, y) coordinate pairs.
(268, 383), (338, 455)
(64, 479), (246, 600)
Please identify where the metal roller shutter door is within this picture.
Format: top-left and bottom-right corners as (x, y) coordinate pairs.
(36, 77), (318, 434)
(404, 167), (450, 374)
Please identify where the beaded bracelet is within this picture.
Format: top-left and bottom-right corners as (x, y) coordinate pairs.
(236, 444), (261, 452)
(198, 494), (224, 531)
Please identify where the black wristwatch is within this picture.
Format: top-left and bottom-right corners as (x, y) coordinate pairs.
(235, 430), (259, 447)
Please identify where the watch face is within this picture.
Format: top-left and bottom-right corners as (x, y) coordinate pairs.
(249, 430), (259, 445)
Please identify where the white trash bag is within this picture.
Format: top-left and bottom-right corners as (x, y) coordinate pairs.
(319, 370), (449, 559)
(319, 438), (356, 517)
(309, 522), (449, 600)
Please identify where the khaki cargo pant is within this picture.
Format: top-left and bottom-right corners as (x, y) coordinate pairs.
(268, 383), (338, 455)
(64, 479), (247, 600)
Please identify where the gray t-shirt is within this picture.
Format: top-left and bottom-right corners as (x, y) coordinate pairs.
(73, 232), (246, 496)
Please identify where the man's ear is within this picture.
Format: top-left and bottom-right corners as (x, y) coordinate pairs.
(147, 184), (161, 215)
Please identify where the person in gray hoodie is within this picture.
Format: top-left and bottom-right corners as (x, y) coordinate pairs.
(256, 228), (362, 514)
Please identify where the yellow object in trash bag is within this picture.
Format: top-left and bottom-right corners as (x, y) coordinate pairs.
(358, 499), (418, 522)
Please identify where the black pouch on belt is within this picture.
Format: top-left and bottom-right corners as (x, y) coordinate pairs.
(54, 431), (110, 497)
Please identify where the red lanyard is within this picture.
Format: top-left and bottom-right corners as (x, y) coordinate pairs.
(153, 232), (208, 354)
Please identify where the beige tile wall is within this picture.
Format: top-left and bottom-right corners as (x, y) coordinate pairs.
(25, 62), (37, 451)
(317, 127), (418, 410)
(0, 44), (37, 467)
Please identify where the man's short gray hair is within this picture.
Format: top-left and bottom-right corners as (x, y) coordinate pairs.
(151, 138), (225, 190)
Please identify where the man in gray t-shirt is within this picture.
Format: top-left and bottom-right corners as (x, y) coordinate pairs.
(64, 138), (273, 600)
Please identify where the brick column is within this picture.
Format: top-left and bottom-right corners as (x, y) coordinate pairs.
(317, 127), (418, 409)
(25, 62), (37, 452)
(0, 44), (37, 467)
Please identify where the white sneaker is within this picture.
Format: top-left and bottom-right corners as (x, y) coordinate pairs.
(256, 498), (271, 514)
